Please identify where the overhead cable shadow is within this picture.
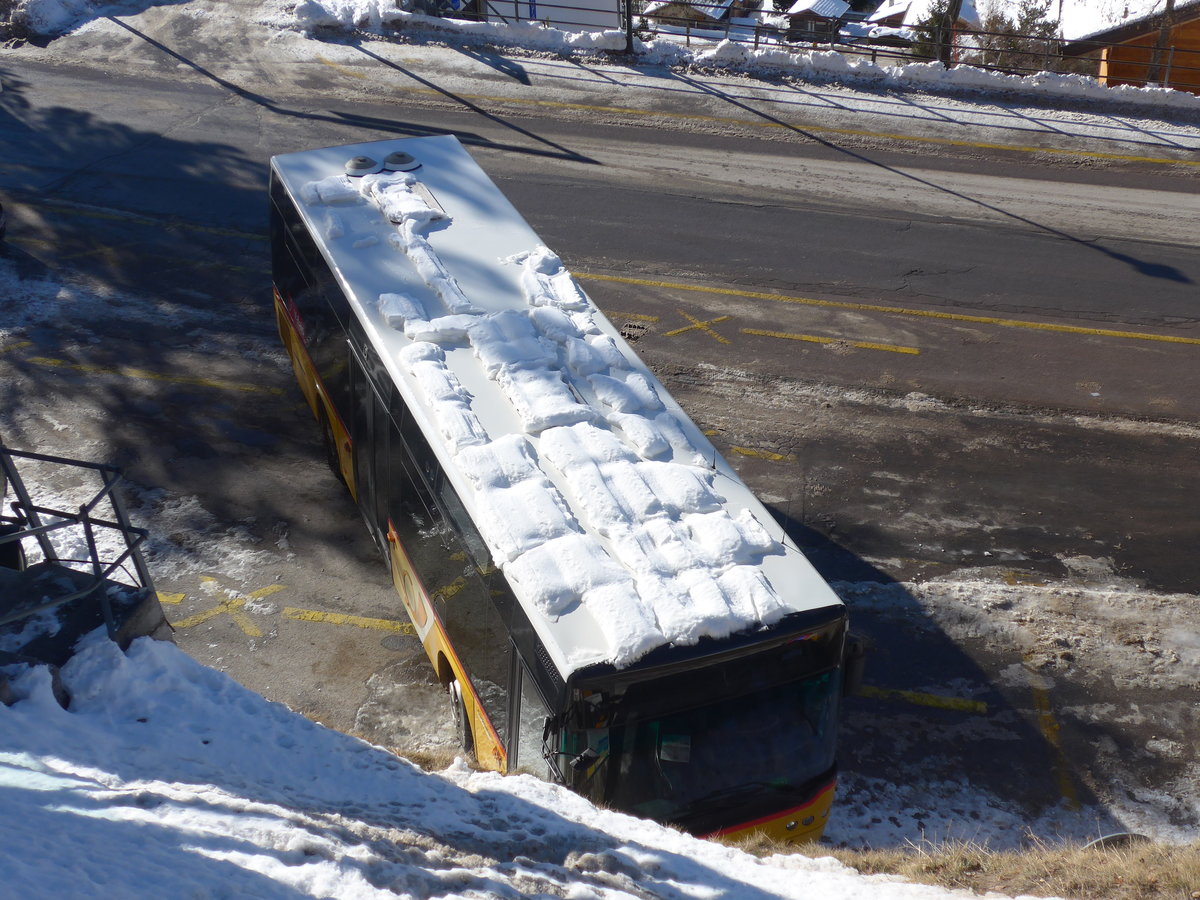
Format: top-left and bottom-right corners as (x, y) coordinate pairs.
(353, 43), (598, 165)
(454, 45), (531, 84)
(671, 72), (1192, 285)
(98, 18), (595, 166)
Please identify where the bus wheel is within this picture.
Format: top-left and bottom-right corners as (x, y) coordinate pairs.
(448, 679), (473, 756)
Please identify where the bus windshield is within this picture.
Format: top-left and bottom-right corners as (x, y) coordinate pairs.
(607, 672), (838, 826)
(565, 620), (844, 832)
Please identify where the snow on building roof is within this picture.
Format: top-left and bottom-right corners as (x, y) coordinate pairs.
(786, 0), (849, 18)
(867, 0), (980, 29)
(643, 0), (736, 21)
(270, 136), (842, 679)
(1063, 0), (1200, 44)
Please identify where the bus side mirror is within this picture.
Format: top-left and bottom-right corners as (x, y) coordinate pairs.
(842, 633), (866, 697)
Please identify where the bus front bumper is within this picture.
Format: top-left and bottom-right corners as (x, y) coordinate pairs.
(704, 778), (836, 844)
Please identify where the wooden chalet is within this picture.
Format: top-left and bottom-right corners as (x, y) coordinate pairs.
(1063, 0), (1200, 94)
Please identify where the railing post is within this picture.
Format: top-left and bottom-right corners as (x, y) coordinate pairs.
(624, 0), (634, 53)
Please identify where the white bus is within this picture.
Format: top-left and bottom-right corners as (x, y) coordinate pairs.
(269, 135), (856, 842)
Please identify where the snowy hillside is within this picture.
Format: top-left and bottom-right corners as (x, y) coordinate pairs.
(0, 631), (1047, 899)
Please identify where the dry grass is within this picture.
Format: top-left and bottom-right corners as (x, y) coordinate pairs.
(726, 834), (1200, 900)
(386, 746), (472, 772)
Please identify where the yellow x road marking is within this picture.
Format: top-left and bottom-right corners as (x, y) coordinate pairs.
(169, 577), (287, 637)
(664, 310), (732, 344)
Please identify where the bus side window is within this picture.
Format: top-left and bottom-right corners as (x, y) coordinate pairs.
(514, 663), (552, 778)
(398, 406), (440, 492)
(268, 190), (309, 300)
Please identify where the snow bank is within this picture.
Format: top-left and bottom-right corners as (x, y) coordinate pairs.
(2, 632), (1063, 898)
(279, 1), (1200, 114)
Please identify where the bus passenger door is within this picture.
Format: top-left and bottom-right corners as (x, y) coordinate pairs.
(349, 349), (388, 552)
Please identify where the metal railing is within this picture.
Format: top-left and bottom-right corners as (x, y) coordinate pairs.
(419, 0), (1200, 96)
(0, 446), (156, 656)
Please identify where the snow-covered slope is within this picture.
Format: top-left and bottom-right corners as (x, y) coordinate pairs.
(0, 632), (1050, 899)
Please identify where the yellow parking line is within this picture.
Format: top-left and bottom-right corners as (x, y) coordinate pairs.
(1029, 678), (1081, 809)
(172, 597), (263, 637)
(0, 341), (33, 354)
(730, 445), (794, 462)
(605, 310), (660, 323)
(26, 356), (285, 395)
(743, 327), (920, 355)
(318, 55), (369, 79)
(860, 684), (989, 714)
(11, 236), (259, 274)
(664, 311), (732, 342)
(580, 273), (1200, 346)
(282, 607), (416, 634)
(1, 201), (262, 241)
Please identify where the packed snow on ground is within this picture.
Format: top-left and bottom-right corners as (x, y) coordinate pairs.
(2, 628), (1069, 900)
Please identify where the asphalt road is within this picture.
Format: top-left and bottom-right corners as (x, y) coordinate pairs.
(2, 12), (1199, 844)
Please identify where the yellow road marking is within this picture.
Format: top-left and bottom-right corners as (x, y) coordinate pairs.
(156, 591), (185, 605)
(383, 81), (1200, 167)
(580, 273), (1200, 347)
(173, 598), (262, 636)
(282, 608), (416, 634)
(606, 310), (660, 323)
(742, 327), (920, 355)
(26, 356), (285, 395)
(317, 55), (369, 79)
(170, 579), (285, 638)
(1029, 676), (1081, 810)
(730, 445), (794, 462)
(11, 236), (259, 274)
(664, 310), (732, 343)
(860, 684), (989, 714)
(1004, 570), (1048, 586)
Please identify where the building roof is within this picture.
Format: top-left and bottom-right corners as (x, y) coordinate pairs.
(786, 0), (850, 18)
(867, 0), (980, 28)
(643, 0), (735, 21)
(1063, 0), (1200, 53)
(270, 137), (842, 680)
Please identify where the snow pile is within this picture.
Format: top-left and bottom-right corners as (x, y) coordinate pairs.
(277, 0), (1200, 113)
(296, 164), (793, 671)
(2, 631), (1063, 898)
(8, 0), (97, 35)
(11, 0), (1200, 113)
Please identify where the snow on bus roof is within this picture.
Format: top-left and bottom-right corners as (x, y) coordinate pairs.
(272, 135), (842, 676)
